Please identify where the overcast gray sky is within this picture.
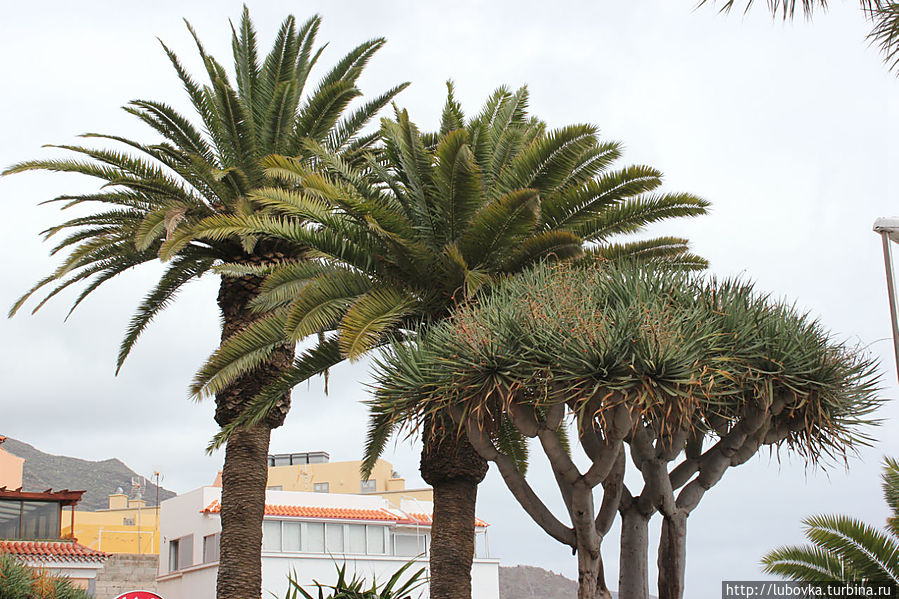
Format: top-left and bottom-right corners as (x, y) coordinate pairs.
(2, 1), (898, 596)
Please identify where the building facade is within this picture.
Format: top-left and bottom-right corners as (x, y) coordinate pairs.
(157, 486), (499, 599)
(0, 488), (109, 594)
(214, 451), (435, 507)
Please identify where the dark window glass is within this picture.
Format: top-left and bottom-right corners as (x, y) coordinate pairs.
(168, 538), (180, 572)
(20, 502), (60, 539)
(0, 500), (20, 539)
(202, 533), (220, 563)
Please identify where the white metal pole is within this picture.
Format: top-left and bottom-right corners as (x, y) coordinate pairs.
(880, 231), (899, 381)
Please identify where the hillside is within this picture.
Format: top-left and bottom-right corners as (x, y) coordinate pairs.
(500, 565), (655, 599)
(500, 565), (579, 598)
(1, 436), (175, 511)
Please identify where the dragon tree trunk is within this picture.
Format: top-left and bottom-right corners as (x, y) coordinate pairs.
(618, 504), (651, 599)
(657, 512), (688, 599)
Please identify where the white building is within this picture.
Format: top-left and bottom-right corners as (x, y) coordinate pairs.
(156, 486), (499, 599)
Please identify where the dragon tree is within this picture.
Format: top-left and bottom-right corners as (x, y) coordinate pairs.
(369, 262), (881, 599)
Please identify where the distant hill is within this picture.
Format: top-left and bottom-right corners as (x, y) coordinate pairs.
(1, 436), (175, 511)
(500, 565), (655, 599)
(500, 565), (579, 598)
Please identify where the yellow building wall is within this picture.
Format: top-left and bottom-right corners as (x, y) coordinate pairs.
(264, 459), (434, 506)
(63, 506), (160, 554)
(266, 459), (397, 494)
(0, 447), (24, 490)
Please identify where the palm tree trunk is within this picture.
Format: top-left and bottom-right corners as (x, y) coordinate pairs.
(657, 512), (687, 599)
(214, 266), (293, 599)
(216, 423), (270, 599)
(619, 505), (650, 599)
(420, 424), (489, 599)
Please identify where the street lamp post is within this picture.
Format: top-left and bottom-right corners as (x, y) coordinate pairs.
(873, 217), (899, 381)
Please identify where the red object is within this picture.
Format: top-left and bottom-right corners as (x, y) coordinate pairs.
(201, 500), (489, 527)
(202, 499), (397, 521)
(114, 592), (164, 599)
(0, 540), (108, 563)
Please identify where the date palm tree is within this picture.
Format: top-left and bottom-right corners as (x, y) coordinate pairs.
(762, 457), (899, 588)
(180, 83), (709, 599)
(3, 10), (406, 599)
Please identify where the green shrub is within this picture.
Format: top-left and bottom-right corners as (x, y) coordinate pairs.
(0, 553), (92, 599)
(282, 560), (427, 599)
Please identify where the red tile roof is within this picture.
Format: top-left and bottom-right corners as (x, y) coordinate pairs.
(402, 512), (489, 528)
(201, 500), (488, 527)
(202, 500), (397, 522)
(0, 541), (108, 564)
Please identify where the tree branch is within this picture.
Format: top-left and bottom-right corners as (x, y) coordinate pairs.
(463, 414), (576, 547)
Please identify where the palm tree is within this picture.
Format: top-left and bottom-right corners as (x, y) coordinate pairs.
(180, 84), (710, 599)
(3, 10), (406, 599)
(699, 0), (899, 72)
(762, 457), (899, 588)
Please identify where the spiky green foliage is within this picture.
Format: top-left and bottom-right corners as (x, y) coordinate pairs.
(283, 560), (426, 599)
(0, 553), (92, 599)
(4, 7), (408, 374)
(762, 457), (899, 588)
(187, 84), (709, 448)
(368, 261), (881, 469)
(699, 0), (899, 74)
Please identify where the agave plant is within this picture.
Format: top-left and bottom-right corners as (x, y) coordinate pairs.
(762, 457), (899, 588)
(282, 560), (426, 599)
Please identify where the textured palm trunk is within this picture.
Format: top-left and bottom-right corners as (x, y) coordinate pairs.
(618, 505), (650, 599)
(216, 424), (270, 599)
(657, 512), (687, 599)
(420, 425), (489, 599)
(214, 264), (293, 599)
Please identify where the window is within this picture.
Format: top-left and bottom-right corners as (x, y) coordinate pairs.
(0, 500), (21, 539)
(262, 521), (282, 551)
(203, 533), (220, 563)
(176, 535), (194, 570)
(360, 480), (377, 493)
(283, 522), (301, 552)
(305, 523), (325, 553)
(367, 526), (386, 554)
(168, 535), (194, 571)
(168, 538), (180, 572)
(313, 482), (329, 493)
(325, 523), (344, 552)
(0, 499), (61, 540)
(393, 532), (428, 557)
(257, 521), (389, 555)
(347, 525), (366, 554)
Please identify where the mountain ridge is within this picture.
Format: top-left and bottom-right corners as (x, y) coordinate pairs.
(1, 436), (175, 511)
